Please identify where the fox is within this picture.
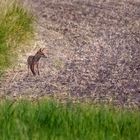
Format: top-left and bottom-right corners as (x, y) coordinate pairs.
(27, 48), (47, 76)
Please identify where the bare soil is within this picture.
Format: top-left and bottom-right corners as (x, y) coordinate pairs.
(0, 0), (140, 107)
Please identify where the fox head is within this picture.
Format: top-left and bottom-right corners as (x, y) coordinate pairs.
(36, 48), (47, 58)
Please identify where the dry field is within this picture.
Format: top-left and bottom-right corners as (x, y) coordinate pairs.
(0, 0), (140, 107)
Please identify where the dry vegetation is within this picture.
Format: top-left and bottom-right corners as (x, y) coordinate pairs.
(0, 0), (140, 107)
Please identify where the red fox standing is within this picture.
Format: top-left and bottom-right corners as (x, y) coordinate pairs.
(27, 48), (47, 76)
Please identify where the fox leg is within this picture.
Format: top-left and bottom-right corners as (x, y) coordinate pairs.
(36, 63), (40, 75)
(27, 64), (30, 75)
(30, 64), (36, 76)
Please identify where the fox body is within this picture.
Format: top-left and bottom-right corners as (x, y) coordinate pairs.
(27, 48), (46, 76)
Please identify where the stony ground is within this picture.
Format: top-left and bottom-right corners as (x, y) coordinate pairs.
(0, 0), (140, 107)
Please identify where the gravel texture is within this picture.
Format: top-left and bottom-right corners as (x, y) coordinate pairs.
(0, 0), (140, 107)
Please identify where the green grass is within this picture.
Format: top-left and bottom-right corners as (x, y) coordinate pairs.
(0, 99), (139, 140)
(0, 0), (34, 70)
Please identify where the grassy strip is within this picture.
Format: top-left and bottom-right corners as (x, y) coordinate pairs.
(0, 99), (139, 140)
(0, 0), (34, 70)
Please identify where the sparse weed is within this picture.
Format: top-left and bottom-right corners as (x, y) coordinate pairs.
(53, 59), (64, 70)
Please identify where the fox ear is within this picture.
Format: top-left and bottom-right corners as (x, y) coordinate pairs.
(38, 48), (42, 52)
(41, 48), (45, 51)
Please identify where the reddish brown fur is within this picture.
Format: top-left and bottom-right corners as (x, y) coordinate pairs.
(27, 48), (46, 76)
